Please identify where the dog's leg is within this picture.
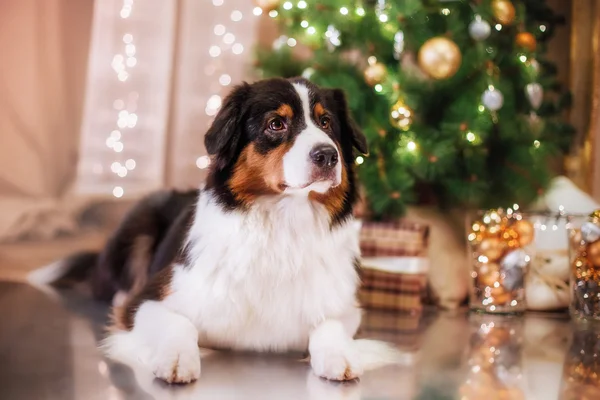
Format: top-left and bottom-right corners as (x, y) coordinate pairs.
(309, 319), (363, 381)
(105, 301), (201, 384)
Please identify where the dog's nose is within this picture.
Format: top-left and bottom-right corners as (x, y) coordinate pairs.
(310, 144), (338, 169)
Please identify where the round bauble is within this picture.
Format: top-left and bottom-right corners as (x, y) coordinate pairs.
(479, 237), (505, 262)
(492, 0), (516, 25)
(254, 0), (279, 11)
(501, 262), (526, 291)
(581, 221), (600, 243)
(501, 248), (530, 270)
(364, 62), (387, 86)
(389, 98), (413, 131)
(512, 219), (535, 247)
(516, 32), (537, 52)
(417, 37), (462, 80)
(469, 15), (491, 41)
(482, 87), (504, 111)
(587, 240), (600, 266)
(478, 263), (501, 287)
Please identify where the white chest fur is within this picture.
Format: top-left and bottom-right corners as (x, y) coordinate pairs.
(164, 190), (360, 352)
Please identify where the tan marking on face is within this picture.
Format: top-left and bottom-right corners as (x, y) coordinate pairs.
(313, 102), (326, 120)
(229, 142), (292, 206)
(309, 151), (349, 219)
(277, 104), (294, 119)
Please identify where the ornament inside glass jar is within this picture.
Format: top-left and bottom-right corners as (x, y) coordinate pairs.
(468, 209), (533, 314)
(567, 212), (600, 320)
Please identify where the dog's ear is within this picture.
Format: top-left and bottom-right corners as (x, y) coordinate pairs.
(328, 88), (368, 155)
(204, 83), (251, 169)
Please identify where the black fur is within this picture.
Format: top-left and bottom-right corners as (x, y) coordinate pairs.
(205, 77), (368, 223)
(43, 189), (197, 303)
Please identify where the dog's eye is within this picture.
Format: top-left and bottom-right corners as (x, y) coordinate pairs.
(320, 116), (331, 130)
(268, 117), (286, 131)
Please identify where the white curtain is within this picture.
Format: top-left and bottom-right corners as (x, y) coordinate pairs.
(165, 0), (259, 188)
(77, 0), (260, 196)
(0, 0), (260, 242)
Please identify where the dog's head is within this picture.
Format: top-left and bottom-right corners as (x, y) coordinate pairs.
(204, 78), (367, 223)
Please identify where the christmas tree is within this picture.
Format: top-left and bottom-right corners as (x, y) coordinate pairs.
(256, 0), (574, 219)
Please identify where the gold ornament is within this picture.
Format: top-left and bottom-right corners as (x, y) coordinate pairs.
(589, 209), (600, 224)
(478, 263), (501, 287)
(389, 98), (413, 130)
(516, 32), (537, 52)
(492, 289), (512, 305)
(511, 220), (535, 247)
(588, 240), (600, 266)
(417, 37), (462, 80)
(254, 0), (279, 11)
(492, 0), (516, 25)
(479, 237), (505, 262)
(363, 62), (387, 86)
(573, 256), (593, 280)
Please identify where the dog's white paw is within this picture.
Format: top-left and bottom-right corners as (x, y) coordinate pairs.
(149, 341), (201, 384)
(310, 345), (363, 381)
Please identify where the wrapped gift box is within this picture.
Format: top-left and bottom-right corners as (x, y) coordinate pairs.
(358, 220), (430, 314)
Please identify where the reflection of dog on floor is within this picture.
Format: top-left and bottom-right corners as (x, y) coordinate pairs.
(29, 78), (400, 384)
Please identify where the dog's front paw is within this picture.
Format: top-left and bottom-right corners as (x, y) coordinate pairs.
(150, 341), (201, 384)
(310, 345), (363, 381)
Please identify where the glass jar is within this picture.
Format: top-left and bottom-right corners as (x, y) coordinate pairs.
(566, 213), (600, 320)
(468, 209), (532, 314)
(459, 314), (525, 399)
(526, 212), (571, 311)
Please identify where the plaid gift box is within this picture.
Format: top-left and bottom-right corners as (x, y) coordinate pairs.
(358, 220), (429, 313)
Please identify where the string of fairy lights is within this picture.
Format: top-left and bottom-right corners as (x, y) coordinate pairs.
(106, 0), (139, 198)
(194, 0), (256, 171)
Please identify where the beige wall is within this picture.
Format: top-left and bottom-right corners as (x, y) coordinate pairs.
(0, 0), (94, 198)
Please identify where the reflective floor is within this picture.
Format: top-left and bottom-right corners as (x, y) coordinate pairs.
(0, 281), (598, 400)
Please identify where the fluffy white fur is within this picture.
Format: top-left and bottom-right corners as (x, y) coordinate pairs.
(102, 81), (401, 383)
(103, 190), (369, 381)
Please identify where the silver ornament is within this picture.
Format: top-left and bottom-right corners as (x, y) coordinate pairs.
(482, 87), (504, 111)
(393, 31), (405, 60)
(502, 249), (531, 270)
(469, 15), (491, 41)
(581, 222), (600, 243)
(501, 249), (530, 291)
(325, 25), (341, 52)
(525, 83), (543, 110)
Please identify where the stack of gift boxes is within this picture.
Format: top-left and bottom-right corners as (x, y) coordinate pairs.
(358, 220), (430, 315)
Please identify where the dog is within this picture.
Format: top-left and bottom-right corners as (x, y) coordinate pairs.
(29, 77), (401, 384)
